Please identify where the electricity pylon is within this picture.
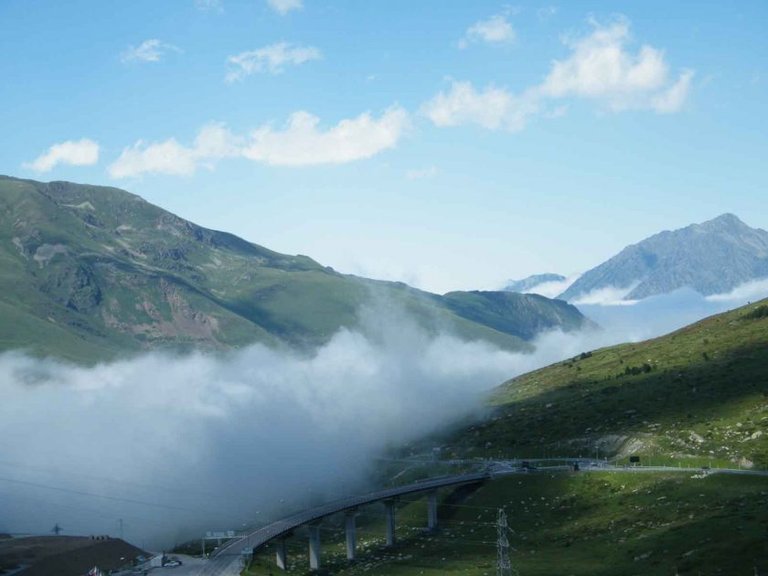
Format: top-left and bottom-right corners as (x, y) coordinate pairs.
(496, 509), (517, 576)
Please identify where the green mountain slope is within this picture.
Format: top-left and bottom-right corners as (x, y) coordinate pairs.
(0, 176), (587, 363)
(450, 298), (768, 468)
(266, 302), (768, 576)
(243, 472), (768, 576)
(441, 290), (588, 340)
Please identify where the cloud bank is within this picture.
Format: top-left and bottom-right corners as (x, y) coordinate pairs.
(571, 283), (641, 306)
(3, 281), (761, 548)
(0, 302), (537, 547)
(573, 279), (768, 339)
(705, 277), (768, 303)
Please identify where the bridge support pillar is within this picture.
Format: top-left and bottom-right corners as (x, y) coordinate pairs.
(275, 537), (288, 571)
(308, 523), (321, 571)
(427, 490), (438, 531)
(385, 499), (397, 547)
(345, 510), (357, 561)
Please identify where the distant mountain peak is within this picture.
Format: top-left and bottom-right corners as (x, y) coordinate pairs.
(560, 214), (768, 302)
(697, 213), (749, 231)
(504, 273), (566, 293)
(711, 212), (742, 223)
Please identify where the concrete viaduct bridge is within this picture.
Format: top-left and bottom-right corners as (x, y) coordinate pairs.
(201, 471), (489, 574)
(198, 460), (768, 575)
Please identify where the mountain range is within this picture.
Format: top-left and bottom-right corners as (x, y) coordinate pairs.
(559, 213), (768, 302)
(504, 214), (768, 303)
(0, 176), (586, 363)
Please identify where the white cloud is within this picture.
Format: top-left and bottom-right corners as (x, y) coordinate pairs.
(705, 277), (768, 303)
(226, 42), (321, 81)
(120, 39), (181, 63)
(23, 139), (100, 173)
(108, 109), (408, 177)
(267, 0), (302, 15)
(524, 274), (580, 299)
(459, 13), (515, 49)
(195, 0), (223, 11)
(421, 81), (538, 132)
(242, 107), (409, 166)
(0, 300), (568, 545)
(108, 123), (241, 178)
(406, 166), (438, 180)
(425, 18), (693, 131)
(108, 139), (198, 178)
(539, 19), (693, 113)
(650, 70), (695, 113)
(571, 283), (641, 306)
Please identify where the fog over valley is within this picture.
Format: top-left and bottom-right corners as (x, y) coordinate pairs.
(2, 3), (767, 573)
(0, 301), (584, 547)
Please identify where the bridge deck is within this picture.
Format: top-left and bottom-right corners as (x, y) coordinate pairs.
(213, 471), (489, 559)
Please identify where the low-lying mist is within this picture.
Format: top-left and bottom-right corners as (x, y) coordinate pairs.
(0, 302), (600, 549)
(1, 287), (760, 550)
(576, 280), (768, 338)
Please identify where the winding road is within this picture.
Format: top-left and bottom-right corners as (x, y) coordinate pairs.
(191, 460), (768, 575)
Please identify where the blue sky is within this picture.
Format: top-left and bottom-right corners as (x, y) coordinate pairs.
(1, 0), (767, 293)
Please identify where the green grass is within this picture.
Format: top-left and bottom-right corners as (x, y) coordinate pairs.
(0, 175), (586, 363)
(262, 300), (768, 575)
(442, 299), (768, 469)
(243, 472), (768, 576)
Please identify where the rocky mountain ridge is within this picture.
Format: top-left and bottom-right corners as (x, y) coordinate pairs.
(559, 213), (768, 302)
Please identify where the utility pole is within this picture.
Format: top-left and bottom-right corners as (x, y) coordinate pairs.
(52, 524), (62, 536)
(496, 509), (516, 576)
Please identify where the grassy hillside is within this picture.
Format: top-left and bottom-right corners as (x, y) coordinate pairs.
(0, 175), (587, 363)
(446, 298), (768, 469)
(441, 290), (588, 340)
(243, 472), (768, 576)
(235, 299), (768, 576)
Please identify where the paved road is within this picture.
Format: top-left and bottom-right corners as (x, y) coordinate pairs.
(193, 461), (768, 575)
(198, 472), (488, 575)
(113, 554), (209, 576)
(487, 458), (768, 478)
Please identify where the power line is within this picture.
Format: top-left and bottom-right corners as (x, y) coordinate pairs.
(0, 458), (222, 498)
(0, 475), (218, 515)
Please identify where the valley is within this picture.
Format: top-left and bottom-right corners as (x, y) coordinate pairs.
(3, 2), (768, 574)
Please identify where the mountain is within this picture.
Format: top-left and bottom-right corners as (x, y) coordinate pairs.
(559, 213), (768, 302)
(503, 273), (565, 293)
(449, 297), (768, 468)
(316, 300), (768, 576)
(0, 176), (587, 363)
(440, 290), (585, 340)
